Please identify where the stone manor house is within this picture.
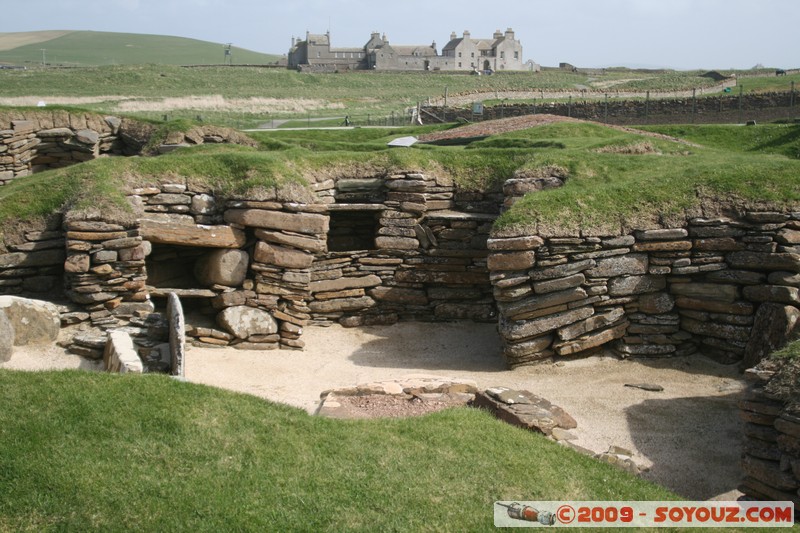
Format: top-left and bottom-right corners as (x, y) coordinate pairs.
(288, 29), (525, 72)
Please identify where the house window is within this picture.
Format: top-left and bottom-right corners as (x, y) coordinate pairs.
(458, 52), (462, 58)
(327, 211), (379, 252)
(317, 52), (321, 58)
(458, 62), (462, 67)
(471, 52), (474, 58)
(514, 51), (519, 60)
(500, 51), (505, 59)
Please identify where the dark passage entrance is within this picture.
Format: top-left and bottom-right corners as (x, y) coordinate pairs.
(327, 211), (380, 252)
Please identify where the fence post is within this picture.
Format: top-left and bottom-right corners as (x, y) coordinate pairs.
(645, 90), (650, 123)
(604, 94), (608, 123)
(791, 81), (796, 108)
(568, 96), (572, 118)
(738, 85), (744, 124)
(692, 88), (696, 123)
(533, 98), (536, 115)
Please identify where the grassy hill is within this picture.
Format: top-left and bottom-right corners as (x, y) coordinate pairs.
(0, 30), (281, 67)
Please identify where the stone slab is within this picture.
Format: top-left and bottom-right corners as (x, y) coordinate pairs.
(310, 274), (381, 294)
(140, 220), (246, 248)
(104, 330), (144, 374)
(500, 306), (594, 342)
(473, 387), (577, 436)
(167, 292), (185, 377)
(225, 208), (329, 235)
(254, 241), (314, 269)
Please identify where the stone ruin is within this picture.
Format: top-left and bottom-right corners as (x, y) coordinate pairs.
(2, 163), (797, 369)
(1, 111), (799, 507)
(0, 110), (257, 184)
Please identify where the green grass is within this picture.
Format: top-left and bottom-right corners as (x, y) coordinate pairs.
(734, 72), (800, 94)
(641, 123), (800, 159)
(0, 31), (280, 67)
(483, 122), (800, 234)
(2, 120), (799, 243)
(0, 65), (770, 129)
(772, 339), (800, 360)
(0, 370), (677, 532)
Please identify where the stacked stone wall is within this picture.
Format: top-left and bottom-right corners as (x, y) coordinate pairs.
(422, 91), (799, 126)
(739, 359), (800, 512)
(489, 212), (800, 367)
(63, 218), (149, 322)
(0, 113), (124, 184)
(0, 218), (66, 296)
(0, 111), (258, 184)
(308, 171), (498, 326)
(2, 166), (797, 369)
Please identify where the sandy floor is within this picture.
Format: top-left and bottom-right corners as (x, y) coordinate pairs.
(2, 322), (747, 501)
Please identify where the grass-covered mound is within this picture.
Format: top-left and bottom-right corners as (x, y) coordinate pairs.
(492, 121), (800, 235)
(0, 370), (676, 532)
(1, 119), (798, 246)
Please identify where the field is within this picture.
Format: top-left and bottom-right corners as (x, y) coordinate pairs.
(0, 31), (280, 67)
(3, 62), (796, 128)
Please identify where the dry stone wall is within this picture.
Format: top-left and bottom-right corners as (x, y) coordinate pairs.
(0, 110), (258, 184)
(739, 358), (800, 512)
(422, 91), (799, 126)
(1, 162), (798, 372)
(489, 212), (800, 367)
(0, 113), (124, 183)
(307, 171), (498, 326)
(0, 217), (66, 296)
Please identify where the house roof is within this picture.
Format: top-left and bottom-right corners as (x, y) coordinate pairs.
(391, 45), (437, 57)
(442, 38), (463, 52)
(306, 34), (330, 45)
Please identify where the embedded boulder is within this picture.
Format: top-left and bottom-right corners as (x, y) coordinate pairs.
(217, 306), (278, 339)
(0, 296), (60, 346)
(194, 249), (249, 287)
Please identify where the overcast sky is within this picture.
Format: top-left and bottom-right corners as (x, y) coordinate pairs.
(3, 0), (797, 69)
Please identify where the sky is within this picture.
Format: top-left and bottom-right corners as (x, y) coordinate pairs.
(2, 0), (798, 70)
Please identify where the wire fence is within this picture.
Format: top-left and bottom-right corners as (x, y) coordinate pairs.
(255, 111), (415, 130)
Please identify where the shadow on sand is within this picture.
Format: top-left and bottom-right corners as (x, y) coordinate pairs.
(626, 390), (744, 500)
(347, 321), (506, 372)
